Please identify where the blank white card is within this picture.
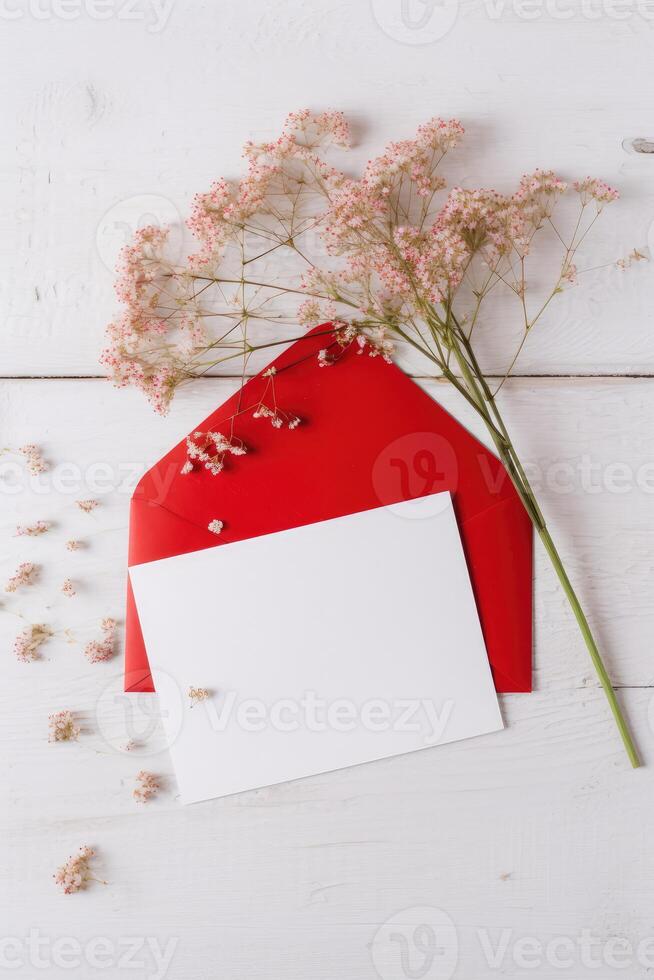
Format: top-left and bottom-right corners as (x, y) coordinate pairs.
(129, 492), (503, 804)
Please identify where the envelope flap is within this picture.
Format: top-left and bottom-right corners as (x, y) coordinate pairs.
(134, 325), (515, 538)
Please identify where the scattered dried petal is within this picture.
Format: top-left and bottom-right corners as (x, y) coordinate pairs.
(188, 686), (211, 707)
(19, 444), (47, 475)
(14, 623), (52, 662)
(133, 770), (159, 804)
(61, 579), (76, 598)
(5, 562), (38, 593)
(84, 618), (116, 663)
(53, 846), (102, 894)
(76, 499), (99, 513)
(49, 710), (81, 742)
(16, 520), (50, 537)
(208, 519), (223, 535)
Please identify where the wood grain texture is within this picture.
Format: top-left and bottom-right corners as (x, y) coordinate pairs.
(1, 0), (653, 377)
(2, 2), (654, 977)
(1, 376), (653, 978)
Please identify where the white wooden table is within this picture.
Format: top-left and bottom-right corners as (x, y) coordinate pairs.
(2, 3), (654, 977)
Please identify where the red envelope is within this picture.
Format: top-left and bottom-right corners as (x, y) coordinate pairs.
(125, 325), (532, 693)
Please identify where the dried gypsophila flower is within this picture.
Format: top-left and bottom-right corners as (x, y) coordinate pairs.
(53, 846), (105, 894)
(5, 561), (38, 593)
(133, 770), (159, 804)
(252, 404), (301, 429)
(76, 499), (99, 513)
(61, 579), (76, 598)
(208, 519), (223, 535)
(49, 710), (81, 742)
(573, 177), (620, 205)
(253, 365), (301, 429)
(317, 348), (334, 367)
(316, 323), (365, 368)
(322, 322), (395, 365)
(84, 618), (117, 663)
(356, 326), (394, 362)
(66, 540), (83, 551)
(183, 430), (247, 476)
(16, 520), (50, 537)
(188, 686), (210, 707)
(616, 248), (649, 270)
(14, 623), (53, 662)
(560, 261), (577, 286)
(19, 444), (47, 475)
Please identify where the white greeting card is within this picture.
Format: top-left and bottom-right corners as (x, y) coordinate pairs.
(129, 492), (503, 804)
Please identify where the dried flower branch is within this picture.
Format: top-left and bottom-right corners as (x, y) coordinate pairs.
(61, 579), (76, 598)
(14, 623), (53, 662)
(84, 618), (116, 663)
(53, 846), (105, 894)
(616, 247), (648, 270)
(103, 110), (639, 766)
(49, 710), (81, 742)
(66, 540), (83, 551)
(5, 562), (39, 593)
(133, 770), (159, 803)
(183, 430), (247, 476)
(252, 367), (302, 429)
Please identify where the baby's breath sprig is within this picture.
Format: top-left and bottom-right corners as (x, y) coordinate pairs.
(103, 111), (640, 766)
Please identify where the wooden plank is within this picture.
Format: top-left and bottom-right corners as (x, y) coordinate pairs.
(3, 6), (654, 974)
(1, 679), (652, 977)
(1, 375), (653, 691)
(1, 4), (653, 377)
(1, 369), (653, 968)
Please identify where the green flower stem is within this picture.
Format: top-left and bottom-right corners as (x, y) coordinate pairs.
(536, 523), (641, 769)
(447, 335), (640, 768)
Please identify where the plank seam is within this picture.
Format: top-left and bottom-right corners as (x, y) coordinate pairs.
(2, 374), (654, 382)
